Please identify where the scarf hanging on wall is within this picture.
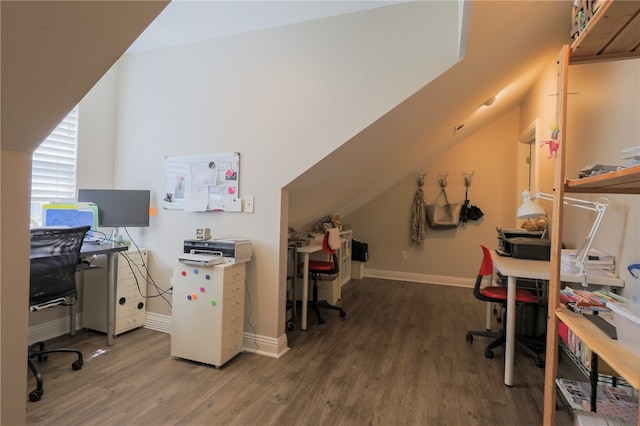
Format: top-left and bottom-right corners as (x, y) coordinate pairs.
(410, 187), (426, 247)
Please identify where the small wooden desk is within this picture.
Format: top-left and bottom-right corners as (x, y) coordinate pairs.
(490, 251), (623, 386)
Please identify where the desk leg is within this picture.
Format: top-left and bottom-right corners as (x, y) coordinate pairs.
(301, 253), (310, 331)
(504, 275), (516, 386)
(106, 252), (119, 346)
(69, 294), (77, 336)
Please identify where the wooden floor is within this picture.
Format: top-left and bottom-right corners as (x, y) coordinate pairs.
(26, 278), (577, 425)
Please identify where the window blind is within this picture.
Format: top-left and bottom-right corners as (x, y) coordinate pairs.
(31, 106), (79, 202)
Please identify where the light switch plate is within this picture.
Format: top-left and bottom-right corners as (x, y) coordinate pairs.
(243, 196), (255, 213)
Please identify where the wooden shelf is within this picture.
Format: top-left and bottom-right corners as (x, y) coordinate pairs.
(564, 164), (640, 194)
(570, 0), (640, 64)
(556, 306), (640, 390)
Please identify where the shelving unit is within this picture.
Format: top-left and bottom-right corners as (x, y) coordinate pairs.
(565, 163), (640, 194)
(543, 2), (640, 424)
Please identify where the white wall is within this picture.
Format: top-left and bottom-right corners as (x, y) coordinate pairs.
(345, 108), (521, 281)
(349, 57), (640, 301)
(562, 59), (640, 300)
(83, 2), (461, 352)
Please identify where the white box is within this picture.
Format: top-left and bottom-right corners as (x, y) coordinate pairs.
(351, 261), (364, 280)
(607, 301), (640, 353)
(295, 276), (339, 305)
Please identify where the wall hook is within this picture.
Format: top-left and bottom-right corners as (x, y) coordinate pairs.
(463, 171), (475, 188)
(416, 172), (427, 187)
(437, 172), (449, 189)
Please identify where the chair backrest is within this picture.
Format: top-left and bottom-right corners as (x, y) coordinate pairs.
(321, 231), (339, 273)
(473, 245), (494, 300)
(322, 231), (336, 254)
(29, 226), (90, 306)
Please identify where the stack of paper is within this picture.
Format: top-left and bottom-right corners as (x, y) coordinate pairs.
(620, 145), (640, 168)
(561, 248), (616, 277)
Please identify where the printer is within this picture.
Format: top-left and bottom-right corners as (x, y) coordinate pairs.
(183, 238), (252, 264)
(496, 228), (551, 261)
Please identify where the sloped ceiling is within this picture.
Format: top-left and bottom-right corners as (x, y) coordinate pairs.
(1, 0), (169, 153)
(286, 0), (574, 229)
(127, 0), (404, 53)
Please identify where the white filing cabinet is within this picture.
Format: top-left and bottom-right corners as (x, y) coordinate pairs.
(171, 262), (246, 367)
(83, 249), (148, 335)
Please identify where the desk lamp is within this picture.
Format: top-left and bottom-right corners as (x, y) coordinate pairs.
(517, 190), (609, 279)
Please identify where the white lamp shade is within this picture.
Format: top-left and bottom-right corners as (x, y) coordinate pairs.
(517, 190), (546, 219)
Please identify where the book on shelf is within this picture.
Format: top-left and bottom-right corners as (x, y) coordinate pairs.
(556, 378), (638, 424)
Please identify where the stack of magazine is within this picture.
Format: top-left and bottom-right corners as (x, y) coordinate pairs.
(620, 145), (640, 168)
(556, 378), (638, 424)
(561, 248), (616, 277)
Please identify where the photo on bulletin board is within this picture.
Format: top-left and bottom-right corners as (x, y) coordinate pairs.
(163, 153), (241, 212)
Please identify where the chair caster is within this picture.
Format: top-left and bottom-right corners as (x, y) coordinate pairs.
(484, 349), (494, 359)
(37, 354), (48, 363)
(286, 321), (295, 331)
(339, 310), (346, 318)
(72, 360), (83, 370)
(29, 390), (43, 402)
(535, 358), (545, 368)
(465, 333), (473, 343)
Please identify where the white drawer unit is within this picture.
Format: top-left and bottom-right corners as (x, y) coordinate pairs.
(171, 262), (246, 367)
(83, 249), (148, 336)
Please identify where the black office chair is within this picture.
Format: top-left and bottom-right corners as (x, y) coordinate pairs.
(304, 230), (346, 325)
(28, 225), (90, 402)
(465, 245), (545, 367)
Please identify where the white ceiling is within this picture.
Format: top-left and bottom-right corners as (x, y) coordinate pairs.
(128, 0), (404, 53)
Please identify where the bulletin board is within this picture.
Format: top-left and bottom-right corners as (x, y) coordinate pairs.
(163, 153), (240, 212)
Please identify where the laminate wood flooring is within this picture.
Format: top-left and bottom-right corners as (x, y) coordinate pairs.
(26, 278), (577, 425)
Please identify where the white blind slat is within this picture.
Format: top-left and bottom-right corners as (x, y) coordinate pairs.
(31, 106), (78, 202)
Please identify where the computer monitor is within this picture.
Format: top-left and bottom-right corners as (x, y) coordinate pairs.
(77, 189), (150, 228)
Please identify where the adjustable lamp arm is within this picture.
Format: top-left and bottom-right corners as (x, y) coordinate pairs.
(533, 191), (609, 278)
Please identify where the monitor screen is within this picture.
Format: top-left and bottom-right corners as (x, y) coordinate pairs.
(78, 189), (150, 227)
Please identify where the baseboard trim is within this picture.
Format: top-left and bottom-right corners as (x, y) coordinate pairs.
(243, 332), (290, 358)
(144, 311), (172, 334)
(145, 311), (290, 358)
(28, 313), (83, 345)
(363, 268), (475, 288)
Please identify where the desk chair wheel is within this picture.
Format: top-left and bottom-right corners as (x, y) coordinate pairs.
(286, 321), (295, 331)
(465, 333), (473, 343)
(534, 357), (544, 368)
(484, 349), (494, 359)
(29, 389), (43, 402)
(339, 310), (346, 318)
(72, 360), (83, 370)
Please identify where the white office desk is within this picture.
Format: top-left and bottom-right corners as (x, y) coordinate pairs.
(490, 250), (623, 387)
(297, 243), (324, 330)
(296, 237), (347, 330)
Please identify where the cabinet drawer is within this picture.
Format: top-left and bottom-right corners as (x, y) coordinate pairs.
(223, 279), (244, 300)
(117, 299), (145, 319)
(222, 265), (245, 283)
(115, 312), (145, 334)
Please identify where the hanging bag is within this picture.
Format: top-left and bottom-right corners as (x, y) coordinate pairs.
(426, 188), (462, 229)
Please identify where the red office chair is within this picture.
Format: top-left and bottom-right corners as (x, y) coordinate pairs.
(465, 245), (545, 367)
(304, 230), (346, 325)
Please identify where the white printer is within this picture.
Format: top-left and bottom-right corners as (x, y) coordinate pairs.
(183, 238), (252, 264)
